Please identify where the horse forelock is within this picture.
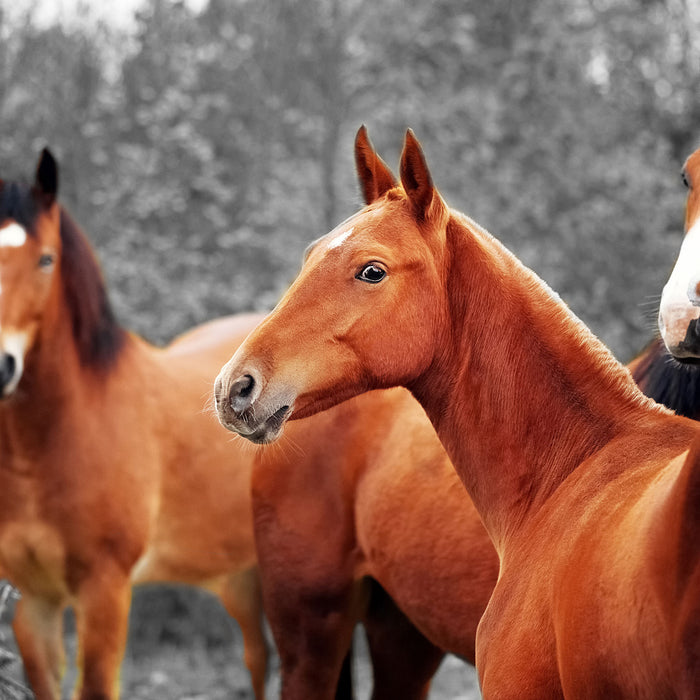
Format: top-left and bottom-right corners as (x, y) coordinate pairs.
(0, 182), (38, 231)
(58, 208), (126, 370)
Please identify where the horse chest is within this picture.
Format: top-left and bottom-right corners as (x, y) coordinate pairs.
(477, 583), (564, 699)
(479, 554), (675, 700)
(0, 517), (68, 598)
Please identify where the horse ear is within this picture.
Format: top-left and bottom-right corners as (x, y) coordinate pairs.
(34, 148), (59, 202)
(400, 129), (439, 221)
(354, 125), (397, 205)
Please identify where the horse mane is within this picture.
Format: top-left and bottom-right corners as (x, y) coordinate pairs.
(58, 208), (126, 369)
(631, 337), (700, 420)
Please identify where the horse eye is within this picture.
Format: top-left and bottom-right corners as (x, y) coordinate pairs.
(356, 264), (386, 284)
(681, 171), (691, 189)
(38, 253), (54, 269)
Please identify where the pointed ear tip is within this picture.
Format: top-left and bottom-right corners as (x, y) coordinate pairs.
(355, 124), (370, 148)
(404, 128), (421, 147)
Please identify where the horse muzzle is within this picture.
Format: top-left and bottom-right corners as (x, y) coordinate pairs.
(214, 368), (294, 444)
(0, 351), (20, 398)
(658, 300), (700, 361)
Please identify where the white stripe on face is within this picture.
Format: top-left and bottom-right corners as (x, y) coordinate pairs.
(661, 221), (700, 310)
(0, 331), (28, 397)
(0, 222), (27, 248)
(659, 220), (700, 351)
(327, 227), (354, 251)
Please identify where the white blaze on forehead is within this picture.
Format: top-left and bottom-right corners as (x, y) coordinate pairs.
(327, 227), (354, 251)
(0, 222), (27, 248)
(661, 221), (700, 311)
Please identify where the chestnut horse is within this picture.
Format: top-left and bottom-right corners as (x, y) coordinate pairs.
(658, 146), (700, 361)
(0, 151), (270, 700)
(251, 385), (497, 699)
(216, 127), (700, 698)
(252, 334), (698, 700)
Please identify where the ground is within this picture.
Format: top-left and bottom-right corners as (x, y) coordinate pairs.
(0, 583), (481, 700)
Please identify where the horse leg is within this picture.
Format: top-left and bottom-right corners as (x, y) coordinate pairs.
(336, 647), (354, 700)
(267, 580), (363, 700)
(72, 565), (131, 700)
(12, 594), (65, 700)
(363, 581), (445, 700)
(219, 566), (269, 700)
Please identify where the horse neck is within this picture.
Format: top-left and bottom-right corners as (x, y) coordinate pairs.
(409, 213), (658, 549)
(0, 259), (129, 456)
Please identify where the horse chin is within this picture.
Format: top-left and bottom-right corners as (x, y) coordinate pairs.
(220, 402), (294, 444)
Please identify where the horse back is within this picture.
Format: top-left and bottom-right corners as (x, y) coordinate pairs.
(126, 314), (267, 583)
(165, 313), (265, 366)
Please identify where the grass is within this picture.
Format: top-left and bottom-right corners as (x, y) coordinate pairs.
(0, 582), (480, 699)
(0, 582), (31, 699)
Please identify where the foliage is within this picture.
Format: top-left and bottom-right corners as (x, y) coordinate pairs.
(0, 0), (699, 681)
(1, 0), (698, 358)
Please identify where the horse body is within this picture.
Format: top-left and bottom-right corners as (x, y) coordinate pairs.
(0, 153), (268, 700)
(391, 206), (700, 698)
(216, 127), (700, 698)
(252, 386), (497, 699)
(479, 428), (690, 698)
(129, 316), (263, 586)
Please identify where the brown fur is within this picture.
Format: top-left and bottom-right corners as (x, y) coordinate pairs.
(0, 155), (269, 700)
(252, 387), (498, 699)
(216, 128), (700, 699)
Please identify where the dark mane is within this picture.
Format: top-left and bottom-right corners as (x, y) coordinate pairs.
(58, 208), (126, 369)
(631, 337), (700, 420)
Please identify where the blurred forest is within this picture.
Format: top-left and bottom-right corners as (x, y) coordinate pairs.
(0, 0), (700, 696)
(0, 0), (698, 360)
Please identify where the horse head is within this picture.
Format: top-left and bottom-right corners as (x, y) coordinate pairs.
(0, 150), (61, 397)
(659, 147), (700, 361)
(215, 127), (452, 442)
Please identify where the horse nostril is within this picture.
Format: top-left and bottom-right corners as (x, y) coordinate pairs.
(229, 374), (256, 414)
(679, 318), (700, 357)
(0, 354), (16, 390)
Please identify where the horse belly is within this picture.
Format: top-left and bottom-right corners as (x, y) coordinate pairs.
(0, 520), (68, 599)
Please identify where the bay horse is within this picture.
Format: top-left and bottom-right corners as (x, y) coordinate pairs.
(0, 150), (270, 700)
(658, 146), (700, 361)
(216, 126), (700, 698)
